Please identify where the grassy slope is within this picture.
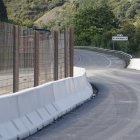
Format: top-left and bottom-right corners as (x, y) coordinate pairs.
(34, 6), (64, 27)
(34, 1), (74, 28)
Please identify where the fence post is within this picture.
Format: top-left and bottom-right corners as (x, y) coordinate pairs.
(13, 25), (19, 93)
(69, 28), (74, 77)
(34, 31), (39, 87)
(54, 31), (58, 80)
(64, 29), (68, 78)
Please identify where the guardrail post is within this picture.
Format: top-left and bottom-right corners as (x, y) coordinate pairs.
(13, 25), (19, 93)
(69, 28), (74, 77)
(34, 31), (39, 87)
(54, 31), (58, 80)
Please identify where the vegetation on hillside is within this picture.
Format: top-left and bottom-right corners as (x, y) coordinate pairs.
(73, 3), (117, 45)
(108, 0), (140, 20)
(4, 0), (68, 27)
(1, 0), (140, 56)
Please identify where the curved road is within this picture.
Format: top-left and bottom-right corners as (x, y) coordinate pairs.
(26, 49), (140, 140)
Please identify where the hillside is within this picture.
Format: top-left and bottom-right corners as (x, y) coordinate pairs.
(1, 0), (140, 56)
(3, 0), (67, 26)
(108, 0), (140, 19)
(34, 0), (140, 29)
(2, 0), (140, 27)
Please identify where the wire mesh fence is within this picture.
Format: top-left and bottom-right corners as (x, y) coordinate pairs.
(0, 22), (74, 95)
(0, 22), (13, 95)
(18, 28), (35, 91)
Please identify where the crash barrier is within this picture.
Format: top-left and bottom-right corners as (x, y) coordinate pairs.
(75, 46), (132, 67)
(0, 67), (93, 140)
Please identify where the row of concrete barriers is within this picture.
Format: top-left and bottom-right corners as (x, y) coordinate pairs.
(0, 67), (93, 140)
(75, 46), (132, 67)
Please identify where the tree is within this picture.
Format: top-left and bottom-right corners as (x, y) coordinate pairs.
(94, 4), (117, 31)
(0, 0), (8, 21)
(73, 4), (117, 45)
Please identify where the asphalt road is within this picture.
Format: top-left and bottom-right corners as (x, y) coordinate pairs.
(26, 49), (140, 140)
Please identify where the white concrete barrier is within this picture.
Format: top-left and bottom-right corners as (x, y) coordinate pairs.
(0, 94), (19, 140)
(73, 76), (91, 103)
(35, 83), (55, 125)
(0, 94), (18, 123)
(17, 88), (42, 135)
(53, 78), (74, 115)
(65, 77), (80, 107)
(0, 67), (93, 140)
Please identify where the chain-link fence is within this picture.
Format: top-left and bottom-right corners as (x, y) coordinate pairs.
(0, 22), (74, 95)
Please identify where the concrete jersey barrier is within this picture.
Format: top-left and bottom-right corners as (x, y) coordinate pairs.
(0, 67), (93, 140)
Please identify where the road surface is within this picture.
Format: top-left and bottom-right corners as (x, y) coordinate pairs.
(26, 49), (140, 140)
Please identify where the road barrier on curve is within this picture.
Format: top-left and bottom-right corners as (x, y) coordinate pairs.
(0, 67), (93, 140)
(75, 46), (132, 67)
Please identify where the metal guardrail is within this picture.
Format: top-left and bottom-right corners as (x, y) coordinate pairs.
(75, 46), (132, 67)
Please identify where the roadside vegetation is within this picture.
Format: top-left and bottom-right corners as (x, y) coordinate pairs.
(73, 3), (140, 57)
